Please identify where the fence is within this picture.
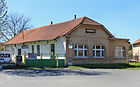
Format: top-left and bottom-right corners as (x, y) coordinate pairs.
(26, 59), (65, 67)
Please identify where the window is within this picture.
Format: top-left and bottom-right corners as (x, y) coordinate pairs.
(18, 49), (21, 55)
(115, 46), (125, 58)
(51, 44), (55, 59)
(85, 29), (96, 33)
(93, 45), (105, 58)
(37, 45), (40, 56)
(32, 45), (34, 53)
(74, 45), (88, 58)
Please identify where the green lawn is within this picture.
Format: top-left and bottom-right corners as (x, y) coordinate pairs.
(125, 62), (140, 70)
(68, 62), (140, 70)
(2, 62), (140, 70)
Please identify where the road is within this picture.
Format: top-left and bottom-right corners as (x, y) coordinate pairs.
(0, 69), (140, 87)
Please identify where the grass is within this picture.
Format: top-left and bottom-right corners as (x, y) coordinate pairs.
(125, 62), (140, 70)
(68, 62), (140, 70)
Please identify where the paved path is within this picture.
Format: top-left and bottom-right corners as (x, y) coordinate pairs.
(0, 69), (140, 87)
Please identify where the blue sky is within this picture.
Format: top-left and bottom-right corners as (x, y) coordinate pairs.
(7, 0), (140, 43)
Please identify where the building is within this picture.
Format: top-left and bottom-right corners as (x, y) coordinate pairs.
(5, 16), (129, 65)
(132, 39), (140, 61)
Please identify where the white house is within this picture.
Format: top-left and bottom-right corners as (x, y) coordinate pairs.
(132, 39), (140, 61)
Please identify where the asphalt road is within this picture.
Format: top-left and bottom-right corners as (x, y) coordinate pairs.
(0, 69), (140, 87)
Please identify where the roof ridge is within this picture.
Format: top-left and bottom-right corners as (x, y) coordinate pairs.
(25, 16), (85, 32)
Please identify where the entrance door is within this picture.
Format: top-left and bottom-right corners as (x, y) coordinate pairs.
(68, 57), (72, 65)
(17, 49), (22, 63)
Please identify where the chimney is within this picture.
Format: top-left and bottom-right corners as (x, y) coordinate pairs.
(74, 15), (76, 19)
(51, 21), (53, 25)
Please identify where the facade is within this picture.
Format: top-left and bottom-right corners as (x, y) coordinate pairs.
(132, 39), (140, 61)
(5, 16), (129, 65)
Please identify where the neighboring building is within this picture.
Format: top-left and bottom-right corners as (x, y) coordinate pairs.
(5, 16), (129, 65)
(132, 39), (140, 61)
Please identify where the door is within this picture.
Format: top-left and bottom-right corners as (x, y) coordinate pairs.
(17, 49), (22, 63)
(68, 57), (72, 65)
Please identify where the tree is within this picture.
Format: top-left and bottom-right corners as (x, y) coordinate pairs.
(128, 42), (132, 51)
(0, 0), (8, 42)
(1, 12), (32, 42)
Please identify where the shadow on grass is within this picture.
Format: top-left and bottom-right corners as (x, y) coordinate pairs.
(71, 63), (140, 69)
(2, 69), (109, 77)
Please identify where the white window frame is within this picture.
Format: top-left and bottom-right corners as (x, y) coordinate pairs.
(74, 45), (88, 58)
(93, 45), (105, 58)
(115, 46), (125, 58)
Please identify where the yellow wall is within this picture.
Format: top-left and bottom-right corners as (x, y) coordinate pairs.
(66, 24), (129, 64)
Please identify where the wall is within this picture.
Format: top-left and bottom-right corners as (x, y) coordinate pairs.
(66, 24), (129, 65)
(133, 44), (140, 61)
(5, 37), (66, 63)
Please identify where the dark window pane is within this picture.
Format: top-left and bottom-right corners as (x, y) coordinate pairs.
(93, 46), (95, 49)
(93, 50), (95, 56)
(75, 45), (78, 48)
(85, 50), (87, 56)
(75, 50), (77, 56)
(37, 45), (40, 56)
(123, 51), (125, 57)
(84, 45), (87, 48)
(123, 47), (125, 57)
(96, 51), (100, 56)
(96, 46), (100, 49)
(102, 46), (104, 49)
(102, 51), (104, 57)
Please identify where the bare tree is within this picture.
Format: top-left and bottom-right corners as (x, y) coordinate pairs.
(0, 0), (8, 42)
(0, 12), (32, 42)
(7, 12), (32, 37)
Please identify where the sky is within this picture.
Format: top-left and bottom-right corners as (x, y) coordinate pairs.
(6, 0), (140, 43)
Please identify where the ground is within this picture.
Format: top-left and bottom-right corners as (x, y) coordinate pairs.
(0, 69), (140, 87)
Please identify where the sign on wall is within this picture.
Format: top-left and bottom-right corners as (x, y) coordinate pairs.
(28, 53), (37, 59)
(68, 44), (74, 49)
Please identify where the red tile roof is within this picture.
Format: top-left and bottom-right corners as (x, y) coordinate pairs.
(5, 16), (113, 45)
(132, 39), (140, 45)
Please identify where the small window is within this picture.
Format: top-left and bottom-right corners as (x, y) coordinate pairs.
(37, 45), (40, 56)
(115, 46), (125, 58)
(93, 45), (105, 58)
(32, 45), (34, 53)
(51, 44), (55, 59)
(85, 29), (96, 33)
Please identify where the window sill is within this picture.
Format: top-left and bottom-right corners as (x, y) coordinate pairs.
(93, 57), (105, 58)
(115, 57), (125, 58)
(75, 56), (88, 58)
